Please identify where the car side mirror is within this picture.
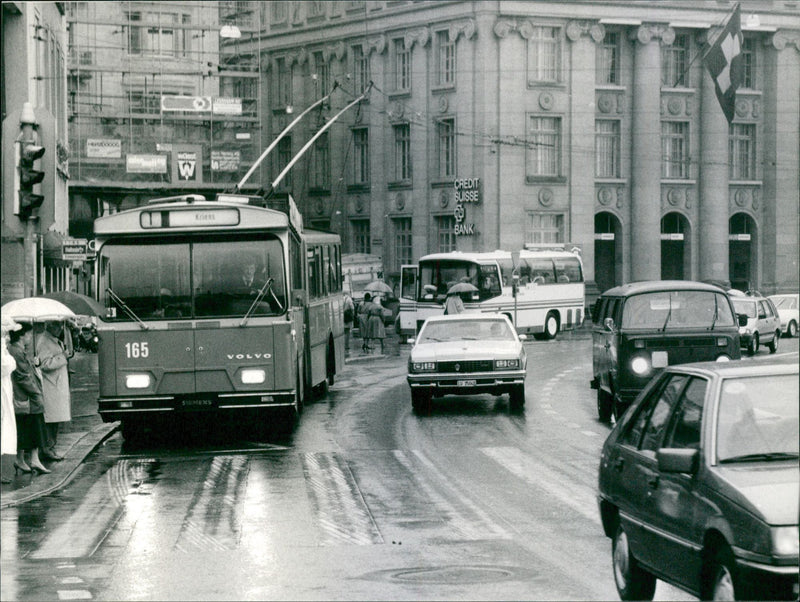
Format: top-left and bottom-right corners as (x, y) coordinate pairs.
(518, 333), (527, 341)
(657, 448), (698, 474)
(604, 317), (615, 332)
(408, 337), (416, 345)
(737, 313), (749, 327)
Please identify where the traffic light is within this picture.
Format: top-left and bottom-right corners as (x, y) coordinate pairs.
(18, 140), (45, 220)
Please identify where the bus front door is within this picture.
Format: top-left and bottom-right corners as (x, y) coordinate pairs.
(398, 265), (418, 341)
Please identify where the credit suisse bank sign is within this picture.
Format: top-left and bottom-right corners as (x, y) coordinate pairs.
(453, 178), (479, 236)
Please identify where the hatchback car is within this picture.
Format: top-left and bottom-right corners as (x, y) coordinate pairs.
(591, 281), (741, 422)
(769, 293), (799, 338)
(407, 314), (527, 412)
(730, 292), (781, 355)
(597, 354), (799, 601)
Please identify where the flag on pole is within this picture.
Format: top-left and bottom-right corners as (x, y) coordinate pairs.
(703, 3), (744, 124)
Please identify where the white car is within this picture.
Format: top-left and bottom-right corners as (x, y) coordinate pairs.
(406, 314), (527, 412)
(769, 293), (799, 338)
(730, 292), (782, 355)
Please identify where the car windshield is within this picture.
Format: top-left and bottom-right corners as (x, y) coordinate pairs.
(418, 320), (515, 343)
(771, 296), (797, 310)
(731, 298), (757, 318)
(621, 291), (735, 329)
(716, 374), (799, 463)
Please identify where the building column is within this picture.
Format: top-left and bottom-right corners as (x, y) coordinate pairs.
(566, 20), (603, 298)
(630, 25), (672, 281)
(698, 35), (731, 284)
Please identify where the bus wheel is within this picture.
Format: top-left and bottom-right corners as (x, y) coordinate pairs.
(543, 312), (559, 340)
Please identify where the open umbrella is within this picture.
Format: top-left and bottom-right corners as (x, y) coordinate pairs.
(41, 290), (105, 317)
(447, 282), (479, 295)
(364, 280), (393, 295)
(2, 297), (76, 322)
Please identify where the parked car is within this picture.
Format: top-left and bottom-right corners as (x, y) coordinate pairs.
(598, 354), (799, 601)
(730, 291), (781, 355)
(407, 314), (527, 412)
(591, 281), (741, 423)
(769, 293), (799, 338)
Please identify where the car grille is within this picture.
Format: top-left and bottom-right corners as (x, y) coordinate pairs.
(437, 360), (493, 373)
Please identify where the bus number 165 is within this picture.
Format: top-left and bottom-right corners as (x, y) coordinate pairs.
(125, 342), (149, 358)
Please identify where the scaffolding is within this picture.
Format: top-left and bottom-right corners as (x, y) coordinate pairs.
(66, 1), (264, 189)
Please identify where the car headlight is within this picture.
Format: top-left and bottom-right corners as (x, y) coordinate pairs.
(411, 362), (436, 372)
(715, 354), (731, 362)
(772, 526), (799, 556)
(241, 368), (266, 384)
(495, 359), (520, 370)
(125, 374), (151, 389)
(630, 356), (651, 375)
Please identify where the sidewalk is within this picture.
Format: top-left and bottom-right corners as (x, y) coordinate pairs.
(1, 351), (118, 509)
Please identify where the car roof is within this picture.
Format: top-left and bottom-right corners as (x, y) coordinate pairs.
(600, 280), (726, 298)
(665, 352), (799, 378)
(421, 313), (511, 324)
(768, 293), (799, 298)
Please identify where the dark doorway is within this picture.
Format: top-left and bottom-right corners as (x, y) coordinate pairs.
(661, 213), (689, 280)
(594, 212), (621, 293)
(729, 213), (755, 292)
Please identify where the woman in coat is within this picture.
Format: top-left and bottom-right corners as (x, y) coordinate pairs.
(35, 321), (70, 461)
(366, 294), (387, 355)
(1, 317), (21, 483)
(8, 322), (50, 475)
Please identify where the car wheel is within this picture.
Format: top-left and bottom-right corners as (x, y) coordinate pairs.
(597, 388), (613, 423)
(709, 545), (738, 601)
(509, 384), (525, 409)
(612, 525), (656, 601)
(411, 389), (431, 413)
(767, 330), (780, 354)
(788, 320), (798, 338)
(747, 332), (759, 355)
(543, 312), (559, 340)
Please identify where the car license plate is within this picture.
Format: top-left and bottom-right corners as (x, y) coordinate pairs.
(457, 379), (477, 387)
(652, 351), (668, 368)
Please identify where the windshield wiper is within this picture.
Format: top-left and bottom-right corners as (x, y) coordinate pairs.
(240, 278), (283, 326)
(708, 297), (719, 331)
(719, 452), (799, 464)
(661, 295), (673, 332)
(106, 287), (149, 330)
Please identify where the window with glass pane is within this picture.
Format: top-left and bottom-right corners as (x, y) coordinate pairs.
(127, 12), (142, 54)
(662, 34), (689, 87)
(527, 116), (560, 177)
(529, 26), (560, 82)
(351, 219), (370, 254)
(353, 45), (370, 93)
(394, 123), (411, 181)
(729, 124), (755, 180)
(276, 136), (292, 189)
(395, 218), (413, 270)
(741, 37), (755, 89)
(526, 213), (564, 244)
(437, 118), (456, 178)
(662, 121), (690, 178)
(353, 128), (369, 184)
(437, 216), (456, 252)
(313, 51), (329, 93)
(273, 57), (292, 107)
(596, 32), (619, 85)
(435, 30), (455, 86)
(393, 38), (410, 91)
(595, 120), (620, 177)
(311, 132), (330, 189)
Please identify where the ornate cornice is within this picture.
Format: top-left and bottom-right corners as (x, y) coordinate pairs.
(368, 33), (386, 55)
(769, 30), (800, 52)
(325, 40), (347, 62)
(404, 26), (430, 49)
(448, 18), (476, 42)
(566, 20), (605, 43)
(631, 23), (676, 46)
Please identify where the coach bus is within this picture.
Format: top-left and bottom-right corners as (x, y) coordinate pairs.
(92, 193), (344, 440)
(397, 246), (585, 341)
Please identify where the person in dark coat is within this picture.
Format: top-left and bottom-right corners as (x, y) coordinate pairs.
(359, 293), (373, 352)
(8, 322), (51, 475)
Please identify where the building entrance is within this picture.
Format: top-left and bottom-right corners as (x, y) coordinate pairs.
(594, 212), (620, 293)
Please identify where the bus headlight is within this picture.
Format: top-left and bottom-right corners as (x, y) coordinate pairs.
(630, 356), (651, 376)
(241, 369), (266, 384)
(715, 354), (732, 362)
(125, 374), (151, 389)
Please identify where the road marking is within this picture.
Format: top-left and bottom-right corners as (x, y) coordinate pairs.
(302, 452), (384, 546)
(481, 447), (600, 525)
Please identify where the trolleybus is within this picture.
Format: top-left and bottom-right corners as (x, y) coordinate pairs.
(92, 193), (344, 440)
(397, 246), (585, 341)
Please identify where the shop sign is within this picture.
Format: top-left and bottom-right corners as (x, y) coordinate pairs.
(172, 146), (203, 183)
(62, 239), (88, 261)
(161, 95), (211, 112)
(126, 154), (167, 173)
(211, 150), (240, 171)
(213, 97), (242, 115)
(86, 138), (121, 159)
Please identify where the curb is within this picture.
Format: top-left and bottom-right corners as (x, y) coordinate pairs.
(0, 422), (119, 509)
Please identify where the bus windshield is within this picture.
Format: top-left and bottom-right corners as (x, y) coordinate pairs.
(98, 235), (287, 320)
(418, 259), (501, 302)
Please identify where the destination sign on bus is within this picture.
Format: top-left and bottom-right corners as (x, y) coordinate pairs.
(140, 208), (240, 228)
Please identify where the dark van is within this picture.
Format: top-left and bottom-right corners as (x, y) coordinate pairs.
(591, 280), (741, 422)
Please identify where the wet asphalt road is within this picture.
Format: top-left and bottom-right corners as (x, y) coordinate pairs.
(1, 334), (796, 601)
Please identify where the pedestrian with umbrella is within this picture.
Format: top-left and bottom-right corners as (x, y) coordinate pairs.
(1, 316), (21, 483)
(35, 321), (71, 460)
(444, 281), (478, 315)
(364, 293), (387, 354)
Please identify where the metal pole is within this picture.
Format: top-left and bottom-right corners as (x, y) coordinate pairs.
(235, 82), (340, 192)
(20, 103), (39, 297)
